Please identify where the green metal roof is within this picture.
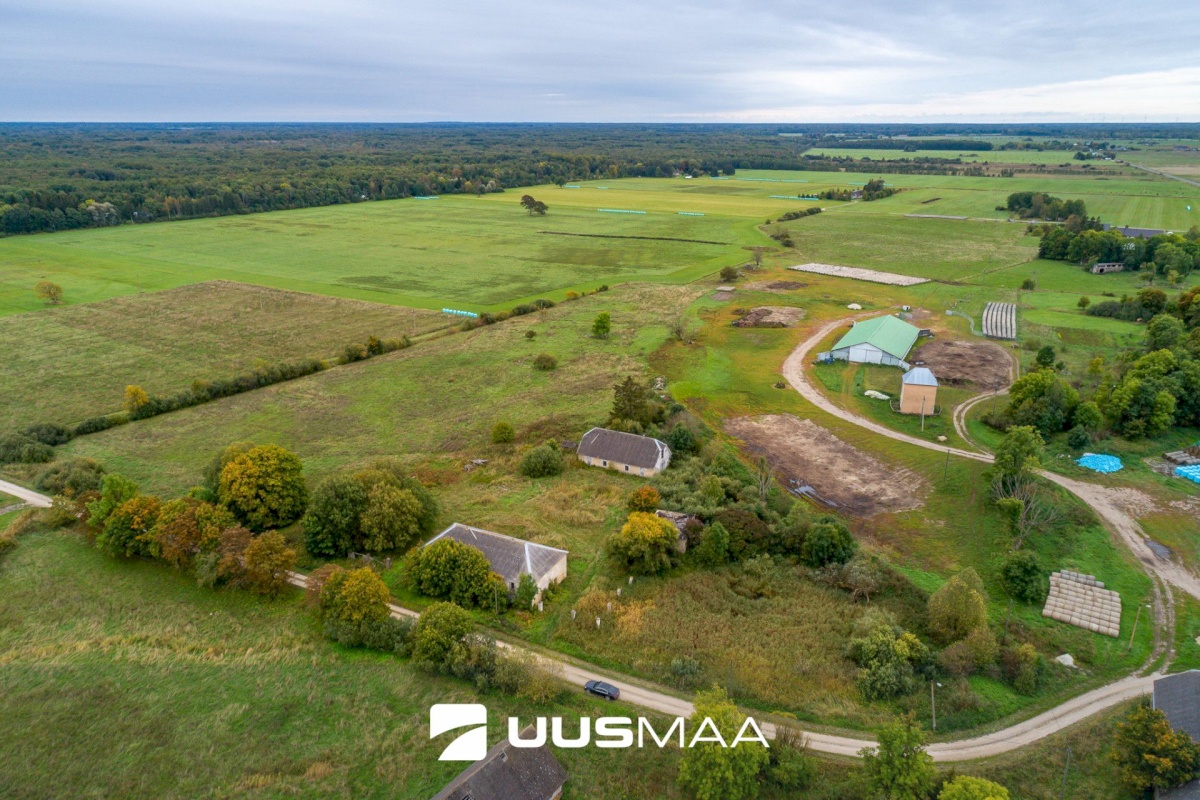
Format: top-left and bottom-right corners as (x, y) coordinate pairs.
(831, 315), (920, 360)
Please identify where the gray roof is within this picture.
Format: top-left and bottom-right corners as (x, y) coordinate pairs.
(431, 728), (566, 800)
(426, 523), (567, 586)
(577, 427), (670, 470)
(1103, 224), (1169, 239)
(902, 367), (938, 387)
(1155, 671), (1200, 800)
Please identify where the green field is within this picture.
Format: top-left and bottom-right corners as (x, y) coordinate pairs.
(0, 281), (446, 430)
(807, 148), (1093, 166)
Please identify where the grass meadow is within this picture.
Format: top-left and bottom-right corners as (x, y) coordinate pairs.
(0, 281), (446, 431)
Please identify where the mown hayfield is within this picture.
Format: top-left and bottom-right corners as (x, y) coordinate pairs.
(0, 281), (446, 431)
(0, 183), (785, 317)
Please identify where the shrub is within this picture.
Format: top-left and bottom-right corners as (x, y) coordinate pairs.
(491, 421), (516, 444)
(86, 474), (139, 528)
(591, 312), (611, 339)
(519, 443), (562, 478)
(964, 625), (999, 671)
(35, 457), (104, 496)
(243, 531), (297, 597)
(1021, 278), (1037, 291)
(514, 573), (538, 610)
(692, 522), (730, 567)
(302, 473), (368, 557)
(665, 423), (697, 455)
(532, 353), (557, 371)
(719, 266), (740, 282)
(412, 601), (474, 667)
(801, 516), (857, 567)
(320, 567), (391, 624)
(212, 526), (253, 586)
(1000, 551), (1047, 604)
(939, 775), (1011, 800)
(677, 686), (770, 800)
(72, 415), (122, 436)
(0, 433), (54, 465)
(124, 384), (150, 413)
(626, 485), (660, 513)
(97, 495), (161, 558)
(1001, 643), (1044, 695)
(849, 623), (931, 701)
(716, 507), (772, 561)
(608, 511), (678, 575)
(1066, 425), (1091, 449)
(218, 444), (308, 531)
(22, 423), (73, 446)
(149, 497), (234, 569)
(861, 715), (936, 800)
(1073, 400), (1103, 432)
(410, 538), (496, 607)
(928, 568), (988, 644)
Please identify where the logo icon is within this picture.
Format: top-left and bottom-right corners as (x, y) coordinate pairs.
(430, 704), (489, 762)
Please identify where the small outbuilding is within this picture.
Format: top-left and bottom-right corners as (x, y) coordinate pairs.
(828, 315), (921, 367)
(577, 427), (672, 477)
(1153, 670), (1200, 800)
(432, 727), (567, 800)
(899, 367), (938, 415)
(1090, 261), (1125, 274)
(425, 523), (567, 597)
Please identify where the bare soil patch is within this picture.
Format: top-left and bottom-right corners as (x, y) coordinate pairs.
(733, 306), (807, 328)
(744, 280), (810, 292)
(910, 338), (1012, 391)
(725, 415), (927, 516)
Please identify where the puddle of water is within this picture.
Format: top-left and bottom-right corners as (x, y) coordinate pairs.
(1146, 539), (1173, 560)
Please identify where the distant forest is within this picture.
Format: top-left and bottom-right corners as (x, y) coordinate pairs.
(1, 122), (1196, 236)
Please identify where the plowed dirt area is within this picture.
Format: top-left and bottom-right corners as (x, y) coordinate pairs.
(911, 338), (1012, 391)
(725, 414), (927, 516)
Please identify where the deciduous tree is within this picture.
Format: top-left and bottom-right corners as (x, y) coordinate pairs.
(218, 444), (308, 531)
(608, 512), (678, 575)
(1110, 702), (1200, 793)
(938, 776), (1010, 800)
(34, 280), (63, 305)
(243, 530), (297, 597)
(927, 568), (988, 644)
(413, 601), (474, 667)
(677, 685), (770, 800)
(302, 473), (368, 557)
(860, 715), (936, 800)
(97, 495), (161, 558)
(592, 312), (611, 339)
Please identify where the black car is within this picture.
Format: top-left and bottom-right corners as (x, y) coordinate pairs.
(584, 680), (620, 701)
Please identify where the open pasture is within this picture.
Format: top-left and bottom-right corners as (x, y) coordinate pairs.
(0, 281), (445, 432)
(0, 180), (797, 318)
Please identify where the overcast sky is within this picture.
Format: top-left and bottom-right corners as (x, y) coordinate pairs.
(2, 0), (1198, 122)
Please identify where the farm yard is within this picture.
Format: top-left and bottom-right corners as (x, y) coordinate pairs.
(4, 139), (1200, 800)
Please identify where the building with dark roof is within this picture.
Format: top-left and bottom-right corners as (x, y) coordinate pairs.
(431, 729), (567, 800)
(1102, 224), (1170, 239)
(1153, 670), (1200, 800)
(425, 523), (567, 596)
(577, 428), (672, 477)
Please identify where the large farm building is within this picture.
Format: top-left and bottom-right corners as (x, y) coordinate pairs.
(827, 315), (921, 367)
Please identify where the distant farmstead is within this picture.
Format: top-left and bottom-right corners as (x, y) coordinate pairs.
(826, 315), (921, 368)
(577, 428), (672, 476)
(425, 523), (567, 596)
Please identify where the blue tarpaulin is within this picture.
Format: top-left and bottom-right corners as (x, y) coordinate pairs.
(1077, 453), (1123, 473)
(1176, 465), (1200, 485)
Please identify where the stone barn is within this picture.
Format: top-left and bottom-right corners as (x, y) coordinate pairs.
(899, 367), (939, 415)
(577, 427), (672, 477)
(425, 523), (567, 599)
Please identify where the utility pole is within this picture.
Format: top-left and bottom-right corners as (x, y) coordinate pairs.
(1060, 746), (1072, 799)
(931, 680), (937, 731)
